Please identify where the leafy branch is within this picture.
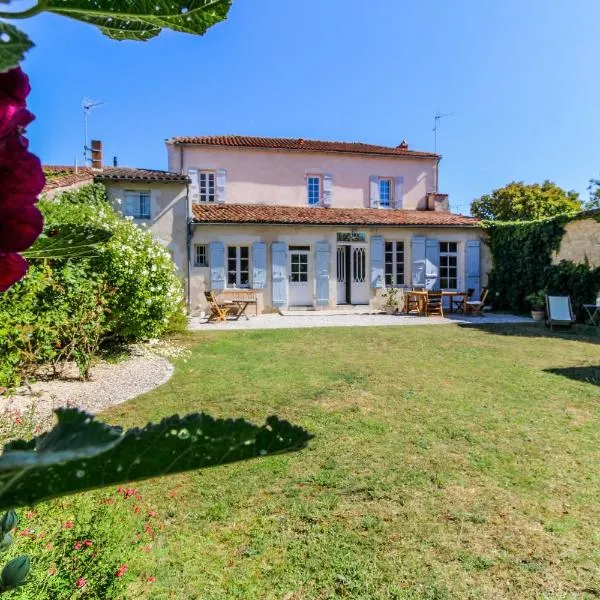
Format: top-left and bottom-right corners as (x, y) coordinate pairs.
(0, 408), (313, 510)
(0, 0), (232, 70)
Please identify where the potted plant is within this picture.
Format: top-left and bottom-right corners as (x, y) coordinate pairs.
(382, 287), (399, 314)
(526, 290), (546, 321)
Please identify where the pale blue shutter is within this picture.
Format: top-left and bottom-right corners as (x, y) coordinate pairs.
(425, 239), (440, 290)
(124, 192), (136, 217)
(315, 241), (330, 305)
(466, 240), (481, 298)
(411, 236), (426, 287)
(369, 176), (380, 208)
(252, 242), (267, 289)
(370, 235), (384, 288)
(209, 241), (226, 290)
(323, 174), (333, 207)
(272, 242), (287, 307)
(394, 176), (404, 209)
(216, 169), (227, 203)
(188, 168), (200, 203)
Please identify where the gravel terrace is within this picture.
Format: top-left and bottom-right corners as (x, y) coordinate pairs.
(3, 345), (174, 421)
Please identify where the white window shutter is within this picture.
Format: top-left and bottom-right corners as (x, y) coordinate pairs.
(369, 176), (380, 208)
(323, 174), (333, 207)
(394, 176), (404, 209)
(188, 168), (199, 203)
(216, 169), (227, 203)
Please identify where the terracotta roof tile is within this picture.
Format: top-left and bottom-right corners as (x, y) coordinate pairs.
(168, 135), (439, 159)
(192, 204), (479, 227)
(42, 165), (188, 193)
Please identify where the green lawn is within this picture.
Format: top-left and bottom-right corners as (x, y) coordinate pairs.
(51, 325), (600, 598)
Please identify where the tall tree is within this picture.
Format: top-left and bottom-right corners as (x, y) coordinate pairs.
(471, 181), (581, 221)
(586, 177), (600, 210)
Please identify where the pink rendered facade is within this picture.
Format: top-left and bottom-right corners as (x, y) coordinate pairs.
(166, 144), (440, 210)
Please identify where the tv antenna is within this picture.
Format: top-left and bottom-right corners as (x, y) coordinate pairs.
(433, 111), (454, 153)
(82, 98), (104, 164)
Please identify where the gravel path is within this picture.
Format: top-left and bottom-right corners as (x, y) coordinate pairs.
(189, 312), (532, 331)
(3, 347), (174, 421)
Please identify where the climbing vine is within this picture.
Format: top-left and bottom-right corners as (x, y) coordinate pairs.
(485, 213), (600, 320)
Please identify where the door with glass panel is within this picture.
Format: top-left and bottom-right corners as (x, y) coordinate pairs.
(336, 246), (347, 304)
(350, 245), (369, 304)
(288, 246), (312, 306)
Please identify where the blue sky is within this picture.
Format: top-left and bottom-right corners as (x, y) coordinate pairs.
(18, 0), (600, 213)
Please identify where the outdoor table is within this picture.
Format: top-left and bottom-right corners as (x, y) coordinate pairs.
(441, 290), (470, 313)
(221, 299), (252, 321)
(583, 304), (600, 326)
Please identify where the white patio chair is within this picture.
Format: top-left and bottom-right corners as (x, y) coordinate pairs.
(545, 295), (575, 330)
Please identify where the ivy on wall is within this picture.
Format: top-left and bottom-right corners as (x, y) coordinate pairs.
(485, 212), (600, 320)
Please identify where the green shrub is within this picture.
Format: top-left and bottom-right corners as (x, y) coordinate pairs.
(486, 215), (600, 320)
(0, 184), (184, 388)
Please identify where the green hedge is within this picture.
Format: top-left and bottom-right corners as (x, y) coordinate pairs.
(486, 214), (600, 320)
(0, 184), (185, 389)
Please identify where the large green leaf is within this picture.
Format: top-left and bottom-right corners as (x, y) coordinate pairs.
(21, 225), (112, 259)
(43, 0), (232, 41)
(0, 23), (33, 72)
(0, 409), (312, 509)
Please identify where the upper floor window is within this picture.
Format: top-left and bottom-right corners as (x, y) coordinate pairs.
(124, 190), (151, 219)
(307, 176), (321, 206)
(384, 241), (404, 286)
(440, 242), (458, 289)
(379, 178), (393, 208)
(194, 244), (208, 267)
(199, 171), (216, 203)
(227, 246), (250, 287)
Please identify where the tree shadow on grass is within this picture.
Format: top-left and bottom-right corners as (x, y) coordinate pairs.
(544, 366), (600, 386)
(457, 322), (600, 346)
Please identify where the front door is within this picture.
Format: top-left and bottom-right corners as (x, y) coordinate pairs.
(289, 246), (312, 306)
(351, 245), (369, 304)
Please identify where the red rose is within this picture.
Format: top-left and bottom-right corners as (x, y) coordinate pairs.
(0, 252), (27, 292)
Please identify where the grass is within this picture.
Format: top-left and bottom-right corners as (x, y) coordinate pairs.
(25, 324), (600, 598)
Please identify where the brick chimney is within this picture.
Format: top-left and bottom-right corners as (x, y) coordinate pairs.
(397, 140), (409, 150)
(91, 140), (103, 169)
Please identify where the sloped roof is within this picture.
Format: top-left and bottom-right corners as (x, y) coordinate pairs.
(192, 203), (479, 227)
(167, 135), (439, 159)
(42, 166), (189, 193)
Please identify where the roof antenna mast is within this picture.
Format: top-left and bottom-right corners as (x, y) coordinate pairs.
(82, 98), (105, 165)
(433, 111), (454, 154)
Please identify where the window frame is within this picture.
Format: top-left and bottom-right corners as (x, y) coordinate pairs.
(384, 240), (405, 287)
(226, 245), (250, 288)
(379, 177), (393, 208)
(199, 170), (216, 203)
(307, 175), (322, 207)
(194, 244), (208, 267)
(439, 241), (459, 290)
(124, 190), (151, 220)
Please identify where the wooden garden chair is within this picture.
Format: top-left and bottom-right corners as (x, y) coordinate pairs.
(426, 291), (444, 317)
(465, 287), (489, 316)
(204, 291), (236, 322)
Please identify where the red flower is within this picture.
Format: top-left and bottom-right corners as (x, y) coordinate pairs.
(63, 521), (74, 529)
(73, 542), (82, 550)
(148, 510), (157, 518)
(0, 67), (45, 292)
(147, 576), (156, 583)
(83, 539), (92, 547)
(76, 578), (86, 589)
(133, 505), (141, 514)
(115, 564), (128, 578)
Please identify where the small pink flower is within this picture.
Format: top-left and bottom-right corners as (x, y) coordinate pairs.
(76, 578), (86, 589)
(83, 539), (92, 547)
(147, 576), (156, 583)
(115, 564), (128, 578)
(25, 511), (35, 519)
(148, 510), (156, 518)
(73, 542), (82, 550)
(63, 521), (74, 529)
(125, 488), (136, 498)
(133, 505), (141, 514)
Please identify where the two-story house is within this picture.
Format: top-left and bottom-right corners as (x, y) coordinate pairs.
(166, 135), (487, 313)
(44, 136), (489, 315)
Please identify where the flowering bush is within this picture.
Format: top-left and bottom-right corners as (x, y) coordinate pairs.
(8, 488), (160, 598)
(0, 183), (184, 388)
(0, 67), (44, 291)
